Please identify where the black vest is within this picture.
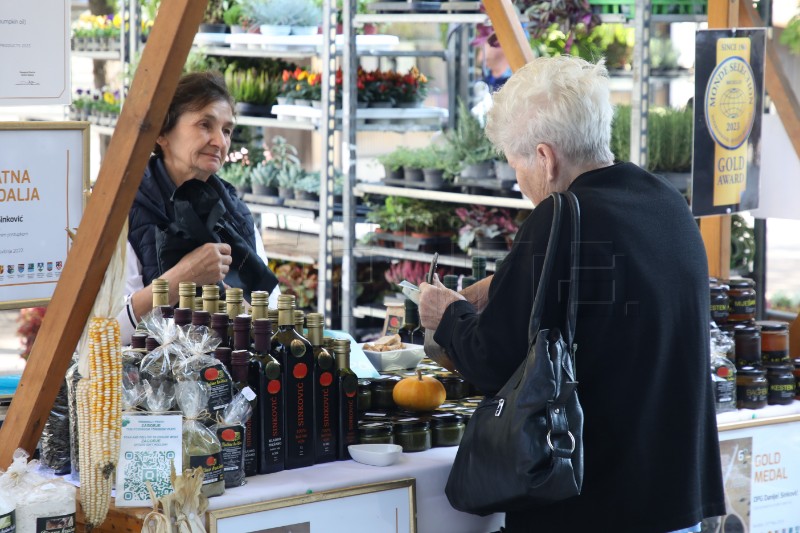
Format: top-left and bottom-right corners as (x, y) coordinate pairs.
(128, 156), (260, 289)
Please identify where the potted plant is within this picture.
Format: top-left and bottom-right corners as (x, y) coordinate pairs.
(366, 196), (415, 245)
(250, 160), (279, 196)
(392, 66), (429, 108)
(218, 159), (252, 196)
(446, 100), (496, 179)
(377, 147), (412, 182)
(201, 0), (230, 33)
(494, 152), (516, 182)
(294, 172), (320, 201)
(267, 136), (303, 199)
(243, 0), (293, 35)
(288, 0), (321, 35)
(414, 145), (455, 188)
(225, 66), (280, 117)
(455, 205), (518, 252)
(275, 262), (318, 310)
(223, 2), (255, 33)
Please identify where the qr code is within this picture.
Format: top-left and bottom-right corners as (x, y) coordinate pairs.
(121, 451), (175, 502)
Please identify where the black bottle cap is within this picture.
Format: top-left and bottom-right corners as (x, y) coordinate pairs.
(131, 333), (147, 349)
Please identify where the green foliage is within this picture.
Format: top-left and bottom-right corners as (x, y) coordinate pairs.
(183, 51), (228, 75)
(241, 0), (320, 26)
(768, 292), (800, 313)
(377, 146), (417, 171)
(445, 100), (496, 167)
(204, 0), (231, 24)
(223, 3), (244, 26)
(267, 136), (304, 188)
(521, 0), (601, 51)
(366, 196), (414, 232)
(611, 105), (692, 172)
(250, 161), (278, 187)
(217, 161), (251, 186)
(780, 15), (800, 55)
(224, 65), (280, 105)
(590, 23), (634, 69)
(294, 172), (320, 193)
(730, 214), (755, 274)
(650, 37), (680, 71)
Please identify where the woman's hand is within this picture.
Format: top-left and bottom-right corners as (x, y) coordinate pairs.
(178, 242), (233, 286)
(419, 274), (465, 331)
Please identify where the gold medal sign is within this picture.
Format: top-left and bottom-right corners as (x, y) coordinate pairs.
(704, 38), (756, 206)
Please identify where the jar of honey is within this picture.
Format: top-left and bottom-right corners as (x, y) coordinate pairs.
(736, 366), (768, 410)
(725, 278), (757, 323)
(756, 320), (790, 365)
(733, 325), (761, 369)
(766, 365), (795, 406)
(710, 284), (729, 325)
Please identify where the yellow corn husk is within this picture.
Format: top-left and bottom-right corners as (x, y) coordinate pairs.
(78, 317), (122, 530)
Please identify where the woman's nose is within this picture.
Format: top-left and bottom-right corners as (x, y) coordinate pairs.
(210, 127), (226, 147)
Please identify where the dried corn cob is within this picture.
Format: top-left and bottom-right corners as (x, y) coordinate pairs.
(78, 317), (122, 530)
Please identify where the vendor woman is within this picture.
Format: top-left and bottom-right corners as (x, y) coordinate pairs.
(117, 71), (279, 341)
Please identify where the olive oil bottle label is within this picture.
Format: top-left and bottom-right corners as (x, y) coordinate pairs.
(190, 452), (224, 485)
(201, 363), (233, 412)
(243, 417), (257, 477)
(315, 367), (337, 463)
(216, 424), (246, 488)
(36, 513), (75, 533)
(264, 378), (285, 473)
(0, 510), (15, 533)
(714, 376), (735, 404)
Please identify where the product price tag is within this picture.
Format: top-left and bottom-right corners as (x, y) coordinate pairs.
(241, 386), (256, 402)
(115, 413), (183, 508)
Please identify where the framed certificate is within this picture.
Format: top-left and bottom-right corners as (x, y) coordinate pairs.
(0, 121), (89, 309)
(208, 478), (417, 533)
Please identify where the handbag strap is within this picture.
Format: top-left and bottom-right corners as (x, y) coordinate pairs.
(527, 192), (582, 353)
(527, 193), (563, 345)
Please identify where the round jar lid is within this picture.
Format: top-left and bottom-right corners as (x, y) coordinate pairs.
(725, 278), (755, 289)
(755, 320), (789, 332)
(358, 422), (393, 436)
(738, 366), (765, 376)
(765, 364), (793, 373)
(435, 374), (466, 384)
(710, 284), (729, 294)
(429, 413), (465, 426)
(733, 325), (760, 336)
(393, 419), (430, 432)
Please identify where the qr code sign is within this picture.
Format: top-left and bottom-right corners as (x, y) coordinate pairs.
(122, 451), (175, 501)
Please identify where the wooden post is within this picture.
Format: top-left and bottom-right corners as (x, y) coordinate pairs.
(482, 0), (534, 72)
(699, 0), (738, 280)
(0, 0), (207, 468)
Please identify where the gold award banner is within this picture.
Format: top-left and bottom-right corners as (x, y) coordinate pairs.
(692, 30), (766, 217)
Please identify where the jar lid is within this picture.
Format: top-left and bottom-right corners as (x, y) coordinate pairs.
(755, 320), (789, 332)
(725, 278), (755, 289)
(435, 374), (465, 384)
(710, 284), (729, 294)
(429, 413), (465, 426)
(794, 358), (800, 368)
(371, 377), (401, 389)
(709, 277), (719, 284)
(358, 422), (393, 436)
(733, 325), (760, 335)
(738, 366), (765, 376)
(393, 418), (430, 432)
(765, 364), (793, 373)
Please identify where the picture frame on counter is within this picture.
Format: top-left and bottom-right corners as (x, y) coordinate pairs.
(0, 121), (89, 309)
(208, 478), (417, 533)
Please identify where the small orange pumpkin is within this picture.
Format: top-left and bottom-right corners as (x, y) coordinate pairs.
(392, 370), (447, 411)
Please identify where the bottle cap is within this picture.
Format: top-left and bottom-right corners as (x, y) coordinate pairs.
(152, 278), (169, 294)
(253, 318), (272, 334)
(306, 313), (323, 328)
(173, 307), (192, 326)
(226, 287), (244, 303)
(145, 336), (160, 352)
(215, 347), (232, 366)
(131, 333), (147, 349)
(251, 291), (268, 305)
(191, 310), (211, 327)
(211, 312), (229, 329)
(202, 284), (219, 299)
(278, 294), (296, 310)
(233, 315), (252, 331)
(178, 281), (196, 296)
(231, 349), (249, 366)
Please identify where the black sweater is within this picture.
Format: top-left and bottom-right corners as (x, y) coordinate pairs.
(435, 163), (726, 532)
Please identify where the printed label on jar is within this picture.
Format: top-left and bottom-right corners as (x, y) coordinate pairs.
(768, 383), (796, 403)
(742, 385), (768, 403)
(714, 379), (735, 403)
(762, 350), (790, 365)
(730, 295), (756, 317)
(189, 452), (224, 485)
(35, 512), (75, 533)
(0, 510), (15, 533)
(710, 304), (729, 320)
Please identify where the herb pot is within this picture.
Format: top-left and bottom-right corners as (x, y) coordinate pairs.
(199, 23), (228, 33)
(403, 167), (423, 183)
(260, 24), (291, 36)
(384, 165), (403, 181)
(494, 160), (516, 181)
(423, 168), (444, 187)
(461, 161), (494, 179)
(278, 187), (295, 200)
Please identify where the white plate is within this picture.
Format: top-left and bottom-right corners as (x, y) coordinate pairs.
(348, 444), (402, 466)
(359, 343), (425, 372)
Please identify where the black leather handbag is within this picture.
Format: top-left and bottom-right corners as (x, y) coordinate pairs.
(445, 191), (584, 516)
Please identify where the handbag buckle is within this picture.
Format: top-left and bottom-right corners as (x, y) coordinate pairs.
(546, 429), (576, 454)
(494, 399), (505, 417)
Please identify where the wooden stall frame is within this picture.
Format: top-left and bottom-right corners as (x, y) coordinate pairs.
(0, 0), (208, 468)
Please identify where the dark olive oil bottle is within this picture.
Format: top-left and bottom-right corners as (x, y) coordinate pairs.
(307, 313), (337, 463)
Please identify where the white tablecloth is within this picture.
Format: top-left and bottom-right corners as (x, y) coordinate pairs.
(207, 446), (504, 533)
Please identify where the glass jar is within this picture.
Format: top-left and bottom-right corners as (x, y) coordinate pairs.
(393, 418), (432, 452)
(435, 374), (470, 400)
(358, 422), (394, 444)
(766, 365), (795, 406)
(360, 410), (392, 423)
(371, 376), (401, 410)
(357, 379), (373, 412)
(733, 325), (761, 369)
(710, 354), (736, 413)
(709, 284), (730, 325)
(430, 413), (465, 447)
(793, 358), (800, 400)
(725, 278), (757, 323)
(736, 366), (768, 410)
(757, 321), (790, 365)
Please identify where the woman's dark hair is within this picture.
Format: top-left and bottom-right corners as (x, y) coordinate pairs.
(153, 71), (234, 156)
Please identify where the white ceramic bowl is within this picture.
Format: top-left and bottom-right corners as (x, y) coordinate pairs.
(348, 444), (403, 467)
(359, 343), (425, 372)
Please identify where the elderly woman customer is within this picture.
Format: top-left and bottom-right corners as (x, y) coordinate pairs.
(419, 56), (725, 532)
(117, 72), (279, 341)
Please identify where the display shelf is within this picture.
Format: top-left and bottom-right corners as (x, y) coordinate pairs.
(354, 13), (488, 24)
(355, 183), (532, 209)
(235, 115), (317, 131)
(263, 229), (343, 265)
(366, 1), (483, 13)
(192, 45), (318, 60)
(353, 245), (503, 271)
(273, 104), (447, 132)
(91, 124), (115, 136)
(71, 49), (121, 60)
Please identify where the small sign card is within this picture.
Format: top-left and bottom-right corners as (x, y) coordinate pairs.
(116, 413), (183, 508)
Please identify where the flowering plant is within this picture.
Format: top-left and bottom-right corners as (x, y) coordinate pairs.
(275, 263), (318, 309)
(17, 307), (46, 359)
(280, 68), (322, 101)
(392, 66), (429, 104)
(455, 205), (518, 251)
